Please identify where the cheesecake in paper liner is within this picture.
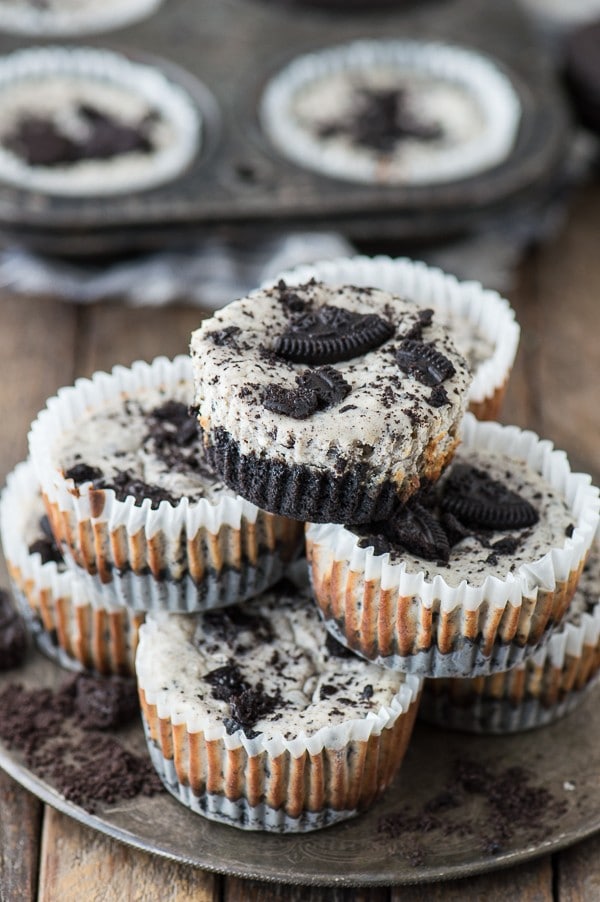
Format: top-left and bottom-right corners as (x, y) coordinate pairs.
(27, 356), (303, 612)
(0, 459), (144, 676)
(306, 415), (600, 678)
(267, 255), (520, 421)
(0, 46), (199, 196)
(420, 537), (600, 731)
(260, 39), (521, 186)
(136, 587), (422, 832)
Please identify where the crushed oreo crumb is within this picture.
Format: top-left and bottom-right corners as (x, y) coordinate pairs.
(378, 756), (568, 863)
(3, 104), (155, 168)
(0, 676), (163, 812)
(0, 590), (27, 671)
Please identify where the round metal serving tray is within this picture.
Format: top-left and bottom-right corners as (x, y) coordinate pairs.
(1, 646), (599, 887)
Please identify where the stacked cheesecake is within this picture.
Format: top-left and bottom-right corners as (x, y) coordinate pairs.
(3, 256), (599, 833)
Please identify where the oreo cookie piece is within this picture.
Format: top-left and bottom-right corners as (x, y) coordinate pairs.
(441, 464), (539, 530)
(261, 366), (351, 419)
(396, 340), (456, 387)
(373, 500), (451, 562)
(95, 469), (178, 509)
(0, 589), (27, 671)
(317, 87), (443, 153)
(64, 462), (104, 484)
(275, 305), (394, 365)
(3, 104), (155, 169)
(75, 675), (139, 730)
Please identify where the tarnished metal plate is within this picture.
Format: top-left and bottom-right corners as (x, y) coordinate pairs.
(1, 647), (599, 887)
(0, 0), (568, 252)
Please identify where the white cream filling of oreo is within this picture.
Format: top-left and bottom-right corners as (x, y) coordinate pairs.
(190, 281), (471, 483)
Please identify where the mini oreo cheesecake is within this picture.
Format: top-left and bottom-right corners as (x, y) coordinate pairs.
(260, 40), (521, 185)
(190, 280), (471, 524)
(0, 589), (27, 670)
(420, 539), (600, 732)
(28, 356), (303, 612)
(268, 256), (520, 422)
(306, 415), (600, 678)
(0, 460), (144, 676)
(0, 47), (199, 196)
(136, 584), (422, 832)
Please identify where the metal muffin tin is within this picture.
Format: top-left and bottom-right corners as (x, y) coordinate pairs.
(0, 0), (569, 255)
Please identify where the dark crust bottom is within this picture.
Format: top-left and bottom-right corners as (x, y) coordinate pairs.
(202, 426), (404, 524)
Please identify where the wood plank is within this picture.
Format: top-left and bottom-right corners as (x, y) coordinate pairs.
(0, 291), (77, 583)
(0, 771), (42, 902)
(504, 184), (600, 484)
(555, 833), (600, 901)
(38, 806), (220, 902)
(224, 877), (389, 901)
(73, 303), (209, 377)
(502, 249), (543, 433)
(390, 856), (553, 901)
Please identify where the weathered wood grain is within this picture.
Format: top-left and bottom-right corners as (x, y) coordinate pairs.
(0, 770), (42, 902)
(73, 303), (208, 378)
(224, 878), (389, 901)
(38, 807), (220, 902)
(390, 857), (553, 901)
(555, 833), (600, 901)
(505, 184), (600, 485)
(0, 293), (76, 584)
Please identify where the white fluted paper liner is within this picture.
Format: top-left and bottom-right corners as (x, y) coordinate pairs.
(260, 40), (521, 185)
(0, 46), (200, 196)
(420, 536), (600, 731)
(137, 614), (422, 832)
(28, 355), (303, 612)
(0, 459), (144, 675)
(0, 0), (163, 37)
(306, 414), (600, 678)
(267, 255), (520, 418)
(419, 676), (600, 734)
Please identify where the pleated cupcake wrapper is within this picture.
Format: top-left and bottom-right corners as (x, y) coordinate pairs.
(0, 46), (200, 196)
(420, 672), (600, 734)
(420, 536), (600, 731)
(0, 0), (163, 37)
(1, 459), (144, 676)
(267, 255), (520, 419)
(137, 627), (422, 832)
(306, 414), (600, 678)
(260, 39), (521, 185)
(28, 355), (303, 612)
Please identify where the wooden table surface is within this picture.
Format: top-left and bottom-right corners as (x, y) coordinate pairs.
(1, 175), (599, 901)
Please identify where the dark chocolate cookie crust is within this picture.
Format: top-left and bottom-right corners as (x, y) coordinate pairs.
(202, 425), (403, 524)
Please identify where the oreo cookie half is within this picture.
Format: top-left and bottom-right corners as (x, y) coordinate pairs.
(396, 339), (456, 387)
(275, 305), (394, 365)
(441, 464), (539, 530)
